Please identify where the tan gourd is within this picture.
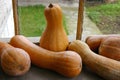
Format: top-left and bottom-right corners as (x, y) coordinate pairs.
(40, 3), (69, 51)
(68, 40), (120, 80)
(10, 35), (82, 77)
(0, 42), (31, 76)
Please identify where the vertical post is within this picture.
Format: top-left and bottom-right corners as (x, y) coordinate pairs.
(76, 0), (84, 40)
(12, 0), (19, 35)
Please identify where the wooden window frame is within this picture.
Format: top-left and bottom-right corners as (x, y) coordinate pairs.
(0, 0), (84, 43)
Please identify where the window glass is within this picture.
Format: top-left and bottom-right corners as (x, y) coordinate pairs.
(18, 0), (79, 38)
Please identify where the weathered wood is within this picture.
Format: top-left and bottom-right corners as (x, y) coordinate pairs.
(12, 0), (20, 35)
(76, 0), (84, 40)
(0, 35), (76, 43)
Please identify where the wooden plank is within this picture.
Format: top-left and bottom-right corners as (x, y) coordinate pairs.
(12, 0), (20, 35)
(0, 35), (77, 43)
(76, 0), (84, 40)
(0, 37), (40, 43)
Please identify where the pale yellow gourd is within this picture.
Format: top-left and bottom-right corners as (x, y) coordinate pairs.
(68, 40), (120, 80)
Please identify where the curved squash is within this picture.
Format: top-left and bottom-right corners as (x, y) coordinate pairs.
(10, 35), (82, 77)
(40, 3), (69, 51)
(68, 40), (120, 80)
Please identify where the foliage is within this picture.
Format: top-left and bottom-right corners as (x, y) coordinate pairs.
(86, 1), (120, 34)
(18, 5), (68, 37)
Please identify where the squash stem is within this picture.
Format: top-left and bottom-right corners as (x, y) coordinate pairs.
(49, 3), (53, 8)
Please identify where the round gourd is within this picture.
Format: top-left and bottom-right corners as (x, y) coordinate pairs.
(99, 37), (120, 61)
(40, 3), (69, 51)
(1, 47), (31, 76)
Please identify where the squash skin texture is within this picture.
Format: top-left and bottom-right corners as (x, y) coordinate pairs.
(0, 42), (12, 57)
(85, 34), (120, 52)
(0, 42), (31, 76)
(68, 40), (120, 80)
(99, 37), (120, 61)
(10, 35), (82, 78)
(40, 4), (69, 51)
(85, 35), (105, 52)
(86, 35), (120, 60)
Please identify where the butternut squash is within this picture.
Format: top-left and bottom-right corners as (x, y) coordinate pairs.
(0, 42), (31, 76)
(0, 41), (12, 56)
(85, 35), (105, 52)
(40, 3), (69, 51)
(99, 37), (120, 61)
(68, 40), (120, 80)
(85, 34), (120, 52)
(10, 35), (82, 77)
(86, 35), (120, 60)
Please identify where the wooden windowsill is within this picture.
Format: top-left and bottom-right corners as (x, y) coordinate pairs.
(0, 35), (77, 43)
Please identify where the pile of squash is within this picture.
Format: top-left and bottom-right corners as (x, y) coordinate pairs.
(0, 3), (120, 80)
(86, 35), (120, 61)
(0, 3), (82, 77)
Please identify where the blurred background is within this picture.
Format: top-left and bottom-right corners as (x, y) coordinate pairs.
(0, 0), (119, 39)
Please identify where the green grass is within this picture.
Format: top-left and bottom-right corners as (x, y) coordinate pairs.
(86, 1), (120, 24)
(18, 5), (68, 37)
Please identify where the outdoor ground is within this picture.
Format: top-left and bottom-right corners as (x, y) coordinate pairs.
(18, 0), (102, 40)
(86, 0), (120, 34)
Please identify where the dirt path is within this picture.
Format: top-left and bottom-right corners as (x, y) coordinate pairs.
(62, 4), (102, 41)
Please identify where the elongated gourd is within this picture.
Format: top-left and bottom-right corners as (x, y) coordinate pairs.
(40, 3), (69, 51)
(68, 40), (120, 80)
(10, 35), (82, 77)
(0, 42), (31, 76)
